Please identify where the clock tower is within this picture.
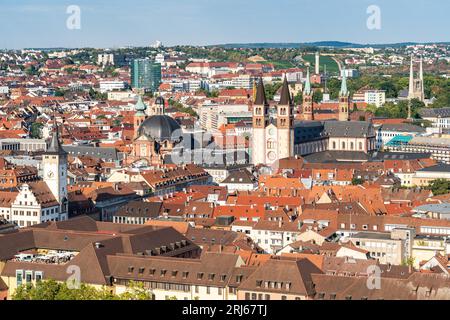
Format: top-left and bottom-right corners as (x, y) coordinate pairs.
(43, 121), (68, 214)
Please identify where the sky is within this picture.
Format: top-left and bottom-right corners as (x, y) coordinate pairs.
(0, 0), (449, 49)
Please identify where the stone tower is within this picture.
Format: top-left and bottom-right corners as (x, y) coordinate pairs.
(276, 77), (294, 160)
(251, 78), (269, 165)
(43, 119), (68, 214)
(303, 67), (314, 121)
(338, 70), (350, 121)
(133, 96), (147, 139)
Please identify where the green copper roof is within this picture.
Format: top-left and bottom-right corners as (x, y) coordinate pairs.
(340, 70), (349, 96)
(304, 67), (312, 95)
(134, 95), (147, 115)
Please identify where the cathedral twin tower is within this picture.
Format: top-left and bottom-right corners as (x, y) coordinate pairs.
(252, 77), (294, 166)
(251, 71), (350, 166)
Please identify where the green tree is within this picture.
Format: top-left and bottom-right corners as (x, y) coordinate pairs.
(30, 123), (44, 139)
(12, 279), (153, 300)
(294, 91), (303, 105)
(427, 179), (450, 196)
(54, 88), (67, 97)
(401, 257), (415, 268)
(352, 178), (365, 185)
(312, 90), (323, 104)
(25, 65), (38, 76)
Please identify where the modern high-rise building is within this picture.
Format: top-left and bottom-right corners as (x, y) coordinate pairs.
(130, 59), (162, 91)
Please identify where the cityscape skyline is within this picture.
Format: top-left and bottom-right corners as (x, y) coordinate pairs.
(1, 0), (449, 49)
(1, 0), (450, 304)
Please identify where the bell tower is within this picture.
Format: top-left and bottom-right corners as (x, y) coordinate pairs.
(276, 76), (294, 159)
(43, 119), (68, 215)
(251, 78), (269, 165)
(134, 96), (147, 139)
(303, 67), (314, 121)
(338, 70), (350, 121)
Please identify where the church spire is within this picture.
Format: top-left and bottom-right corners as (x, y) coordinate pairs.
(419, 56), (423, 80)
(340, 70), (349, 97)
(304, 67), (312, 96)
(302, 67), (314, 121)
(47, 117), (67, 155)
(134, 95), (147, 116)
(279, 76), (292, 105)
(408, 54), (415, 98)
(338, 70), (350, 121)
(254, 78), (268, 105)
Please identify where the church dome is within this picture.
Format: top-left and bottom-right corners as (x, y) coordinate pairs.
(137, 115), (181, 142)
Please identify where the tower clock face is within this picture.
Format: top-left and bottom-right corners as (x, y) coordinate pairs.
(47, 171), (55, 178)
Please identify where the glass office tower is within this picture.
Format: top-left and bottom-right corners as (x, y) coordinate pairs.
(131, 59), (161, 91)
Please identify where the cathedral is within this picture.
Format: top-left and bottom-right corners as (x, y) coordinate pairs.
(127, 96), (183, 167)
(251, 74), (376, 166)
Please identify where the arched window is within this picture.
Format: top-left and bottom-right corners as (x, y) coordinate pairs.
(332, 141), (336, 149)
(342, 142), (346, 150)
(359, 142), (363, 150)
(350, 142), (354, 150)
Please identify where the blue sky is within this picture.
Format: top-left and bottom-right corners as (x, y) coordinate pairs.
(0, 0), (449, 49)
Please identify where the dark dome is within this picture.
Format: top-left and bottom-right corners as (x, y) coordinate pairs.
(138, 115), (181, 142)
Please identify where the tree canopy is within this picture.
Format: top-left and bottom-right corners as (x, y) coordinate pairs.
(12, 279), (153, 300)
(428, 179), (450, 196)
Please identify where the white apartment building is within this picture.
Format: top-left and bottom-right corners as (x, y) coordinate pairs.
(97, 53), (114, 66)
(107, 91), (137, 101)
(365, 90), (386, 108)
(349, 228), (415, 265)
(419, 108), (450, 129)
(353, 89), (386, 108)
(237, 221), (302, 254)
(99, 80), (127, 93)
(200, 103), (250, 131)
